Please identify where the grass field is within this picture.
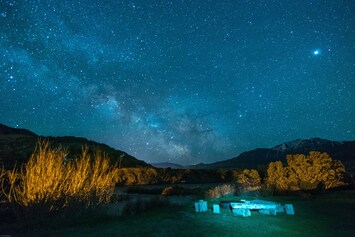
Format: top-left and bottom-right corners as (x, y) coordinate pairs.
(1, 190), (355, 237)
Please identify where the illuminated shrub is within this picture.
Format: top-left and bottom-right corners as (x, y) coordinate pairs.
(266, 151), (346, 191)
(1, 140), (118, 218)
(205, 184), (234, 199)
(116, 168), (160, 185)
(236, 169), (261, 192)
(161, 186), (176, 195)
(265, 161), (289, 191)
(161, 186), (192, 195)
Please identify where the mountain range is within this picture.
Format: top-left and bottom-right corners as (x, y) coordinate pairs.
(150, 162), (184, 169)
(0, 123), (148, 169)
(189, 137), (355, 172)
(1, 123), (354, 172)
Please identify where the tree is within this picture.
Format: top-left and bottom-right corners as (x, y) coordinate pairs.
(323, 159), (346, 189)
(236, 169), (261, 191)
(287, 151), (346, 190)
(266, 151), (346, 191)
(265, 161), (288, 190)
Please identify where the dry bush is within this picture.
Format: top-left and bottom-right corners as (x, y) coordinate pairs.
(161, 186), (190, 196)
(2, 140), (119, 219)
(205, 184), (234, 199)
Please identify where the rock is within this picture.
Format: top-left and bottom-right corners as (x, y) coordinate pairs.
(284, 204), (295, 215)
(194, 200), (208, 212)
(232, 208), (251, 217)
(213, 204), (220, 214)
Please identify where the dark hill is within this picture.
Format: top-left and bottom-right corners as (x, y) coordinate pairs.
(150, 162), (184, 169)
(0, 123), (37, 136)
(0, 123), (149, 169)
(189, 138), (355, 171)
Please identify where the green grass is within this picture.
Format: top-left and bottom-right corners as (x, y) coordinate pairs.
(2, 190), (355, 237)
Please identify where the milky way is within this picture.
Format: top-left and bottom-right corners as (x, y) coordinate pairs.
(1, 0), (354, 165)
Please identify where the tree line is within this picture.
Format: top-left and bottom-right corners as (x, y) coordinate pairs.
(236, 151), (347, 193)
(115, 151), (348, 192)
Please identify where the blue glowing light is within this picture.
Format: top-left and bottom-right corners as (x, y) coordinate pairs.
(313, 49), (320, 55)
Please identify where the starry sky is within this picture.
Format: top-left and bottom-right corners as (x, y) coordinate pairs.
(1, 0), (354, 165)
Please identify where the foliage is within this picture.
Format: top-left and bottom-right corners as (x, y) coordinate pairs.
(3, 190), (355, 236)
(1, 140), (119, 219)
(265, 161), (289, 191)
(115, 168), (236, 185)
(235, 169), (261, 192)
(266, 151), (346, 191)
(116, 168), (168, 185)
(161, 186), (193, 196)
(205, 184), (234, 199)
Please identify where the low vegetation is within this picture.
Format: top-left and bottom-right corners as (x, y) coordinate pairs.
(0, 140), (350, 235)
(1, 140), (119, 220)
(235, 169), (262, 193)
(205, 184), (235, 199)
(115, 167), (236, 185)
(5, 190), (355, 236)
(265, 151), (346, 192)
(114, 151), (349, 195)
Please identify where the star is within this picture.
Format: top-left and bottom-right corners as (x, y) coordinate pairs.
(0, 0), (353, 166)
(313, 49), (320, 55)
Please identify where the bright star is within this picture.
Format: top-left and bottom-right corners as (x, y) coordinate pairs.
(313, 49), (320, 55)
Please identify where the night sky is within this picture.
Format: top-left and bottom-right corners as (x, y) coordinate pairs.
(1, 0), (354, 165)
